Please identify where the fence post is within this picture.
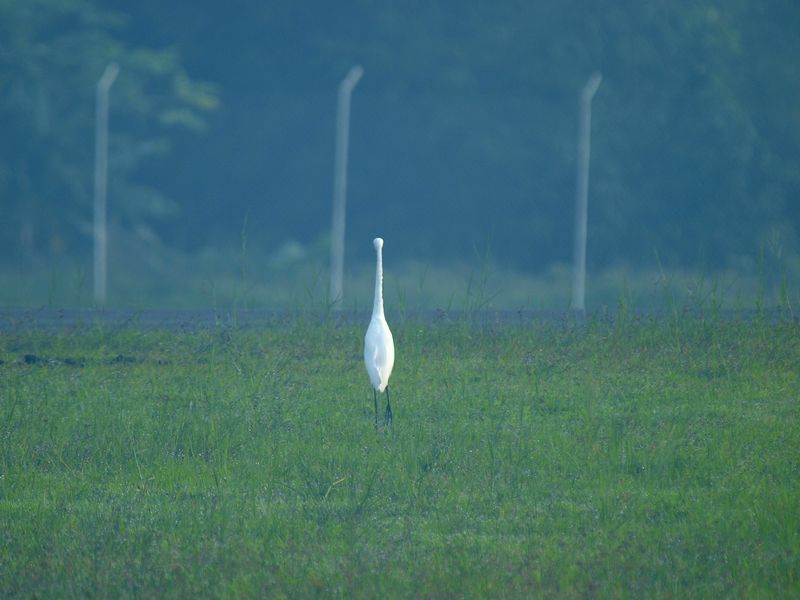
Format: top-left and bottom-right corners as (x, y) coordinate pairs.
(571, 71), (602, 316)
(329, 65), (364, 310)
(93, 62), (119, 306)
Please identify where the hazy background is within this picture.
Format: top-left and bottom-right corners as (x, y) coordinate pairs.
(2, 1), (799, 311)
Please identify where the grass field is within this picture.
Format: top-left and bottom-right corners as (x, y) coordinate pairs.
(1, 314), (798, 597)
(3, 244), (798, 312)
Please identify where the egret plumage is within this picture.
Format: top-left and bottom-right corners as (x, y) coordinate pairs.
(364, 237), (395, 427)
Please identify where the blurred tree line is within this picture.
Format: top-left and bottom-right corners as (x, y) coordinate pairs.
(2, 0), (798, 271)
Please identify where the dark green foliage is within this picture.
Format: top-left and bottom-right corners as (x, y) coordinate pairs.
(0, 0), (217, 259)
(2, 1), (799, 270)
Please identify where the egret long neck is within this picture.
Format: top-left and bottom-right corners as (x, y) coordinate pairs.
(372, 247), (384, 318)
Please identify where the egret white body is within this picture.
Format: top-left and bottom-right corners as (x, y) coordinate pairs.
(364, 237), (395, 426)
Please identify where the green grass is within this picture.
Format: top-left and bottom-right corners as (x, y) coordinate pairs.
(1, 316), (798, 598)
(3, 244), (799, 312)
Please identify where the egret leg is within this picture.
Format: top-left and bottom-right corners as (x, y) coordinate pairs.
(373, 388), (379, 430)
(385, 386), (393, 425)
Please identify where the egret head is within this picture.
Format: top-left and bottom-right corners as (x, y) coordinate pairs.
(373, 237), (384, 251)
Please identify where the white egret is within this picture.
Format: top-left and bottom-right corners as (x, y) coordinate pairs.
(364, 237), (395, 427)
